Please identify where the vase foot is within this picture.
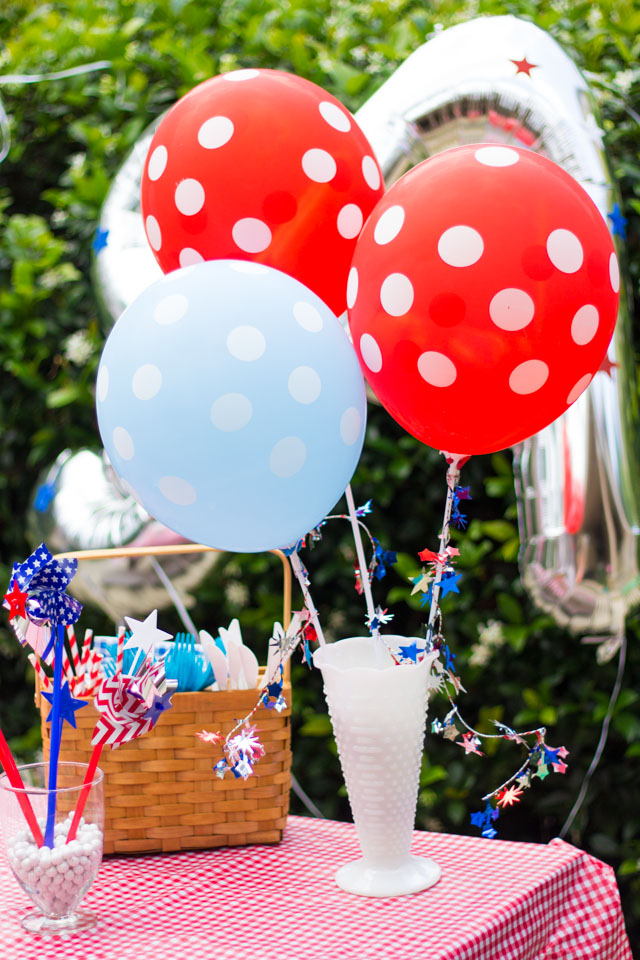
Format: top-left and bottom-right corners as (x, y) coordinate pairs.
(335, 855), (441, 898)
(21, 910), (99, 937)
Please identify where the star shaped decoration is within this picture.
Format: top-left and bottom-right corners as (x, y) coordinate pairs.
(410, 570), (433, 595)
(552, 760), (568, 774)
(124, 610), (173, 660)
(144, 687), (176, 726)
(196, 729), (223, 744)
(398, 642), (419, 662)
(607, 202), (627, 239)
(470, 809), (487, 829)
(418, 548), (441, 564)
(355, 499), (373, 517)
(497, 785), (524, 807)
(443, 723), (461, 741)
(458, 732), (484, 756)
(598, 353), (619, 378)
(3, 581), (29, 620)
(455, 487), (472, 501)
(536, 763), (549, 780)
(439, 572), (462, 599)
(516, 771), (532, 788)
(510, 56), (538, 77)
(92, 227), (109, 253)
(42, 681), (87, 729)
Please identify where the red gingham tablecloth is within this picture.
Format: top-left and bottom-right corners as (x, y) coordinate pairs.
(0, 816), (632, 959)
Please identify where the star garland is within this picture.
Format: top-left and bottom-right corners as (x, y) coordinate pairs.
(196, 609), (314, 781)
(409, 458), (569, 838)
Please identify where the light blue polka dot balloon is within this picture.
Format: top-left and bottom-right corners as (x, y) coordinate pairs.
(96, 260), (367, 552)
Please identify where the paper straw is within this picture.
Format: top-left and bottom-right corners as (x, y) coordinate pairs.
(28, 653), (51, 692)
(44, 623), (65, 847)
(116, 625), (125, 675)
(289, 551), (325, 646)
(0, 727), (43, 847)
(66, 742), (102, 844)
(67, 625), (81, 674)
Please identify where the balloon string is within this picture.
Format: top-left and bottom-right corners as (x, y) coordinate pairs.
(559, 633), (627, 839)
(344, 484), (380, 647)
(426, 459), (462, 647)
(289, 551), (325, 646)
(150, 558), (199, 638)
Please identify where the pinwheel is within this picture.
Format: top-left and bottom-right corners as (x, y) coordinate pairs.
(4, 543), (83, 847)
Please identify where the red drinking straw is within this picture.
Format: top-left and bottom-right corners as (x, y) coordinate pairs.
(66, 742), (102, 844)
(0, 727), (43, 847)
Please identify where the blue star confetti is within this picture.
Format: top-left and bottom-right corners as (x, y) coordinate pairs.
(92, 227), (109, 253)
(607, 202), (627, 239)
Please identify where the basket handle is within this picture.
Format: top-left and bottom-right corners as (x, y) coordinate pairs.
(52, 545), (293, 679)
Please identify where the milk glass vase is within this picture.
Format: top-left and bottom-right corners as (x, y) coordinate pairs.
(0, 761), (104, 936)
(314, 636), (441, 897)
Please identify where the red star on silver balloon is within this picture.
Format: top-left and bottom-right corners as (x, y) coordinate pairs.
(510, 56), (538, 77)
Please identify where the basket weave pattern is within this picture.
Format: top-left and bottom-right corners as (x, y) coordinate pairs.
(37, 682), (291, 855)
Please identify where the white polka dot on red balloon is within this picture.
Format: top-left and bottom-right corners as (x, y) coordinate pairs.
(223, 69), (259, 81)
(567, 373), (593, 405)
(158, 476), (197, 505)
(362, 155), (381, 191)
(147, 145), (168, 181)
(302, 149), (336, 183)
(198, 116), (234, 149)
(438, 225), (484, 267)
(179, 247), (204, 267)
(546, 229), (583, 273)
(318, 101), (351, 132)
(489, 288), (535, 331)
(145, 215), (162, 251)
(232, 218), (272, 253)
(360, 333), (382, 373)
(509, 359), (549, 395)
(417, 351), (457, 387)
(346, 268), (358, 309)
(337, 204), (363, 239)
(571, 305), (599, 345)
(380, 273), (414, 316)
(610, 253), (620, 293)
(374, 205), (405, 245)
(175, 179), (205, 216)
(474, 146), (519, 167)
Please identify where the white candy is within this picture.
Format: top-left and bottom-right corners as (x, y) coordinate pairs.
(7, 820), (103, 917)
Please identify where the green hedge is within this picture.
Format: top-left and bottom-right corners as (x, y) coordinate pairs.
(1, 0), (639, 946)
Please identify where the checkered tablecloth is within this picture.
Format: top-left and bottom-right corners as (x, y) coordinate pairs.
(0, 816), (632, 959)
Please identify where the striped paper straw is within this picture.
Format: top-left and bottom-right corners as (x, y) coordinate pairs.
(28, 653), (51, 691)
(116, 626), (125, 675)
(67, 625), (81, 674)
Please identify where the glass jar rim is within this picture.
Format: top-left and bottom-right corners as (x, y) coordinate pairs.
(0, 761), (104, 795)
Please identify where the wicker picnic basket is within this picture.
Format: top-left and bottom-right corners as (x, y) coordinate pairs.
(36, 544), (292, 856)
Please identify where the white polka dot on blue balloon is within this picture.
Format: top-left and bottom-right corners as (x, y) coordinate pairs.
(288, 367), (321, 404)
(132, 364), (162, 400)
(96, 365), (109, 403)
(154, 294), (189, 325)
(270, 437), (306, 478)
(293, 301), (323, 333)
(227, 325), (266, 361)
(158, 476), (197, 505)
(340, 408), (361, 445)
(113, 427), (134, 461)
(210, 393), (253, 431)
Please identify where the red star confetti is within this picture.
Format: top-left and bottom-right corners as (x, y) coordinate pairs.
(418, 548), (441, 563)
(497, 785), (524, 807)
(510, 56), (538, 76)
(458, 732), (484, 756)
(196, 730), (223, 744)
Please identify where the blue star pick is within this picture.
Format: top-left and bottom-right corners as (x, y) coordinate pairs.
(144, 689), (174, 726)
(42, 682), (87, 729)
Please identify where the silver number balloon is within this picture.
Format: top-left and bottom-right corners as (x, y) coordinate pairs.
(27, 449), (216, 619)
(354, 15), (639, 640)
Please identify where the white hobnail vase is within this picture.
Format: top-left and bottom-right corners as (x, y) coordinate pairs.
(313, 636), (441, 897)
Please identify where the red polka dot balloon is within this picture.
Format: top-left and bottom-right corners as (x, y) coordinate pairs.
(140, 68), (384, 316)
(347, 145), (619, 455)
